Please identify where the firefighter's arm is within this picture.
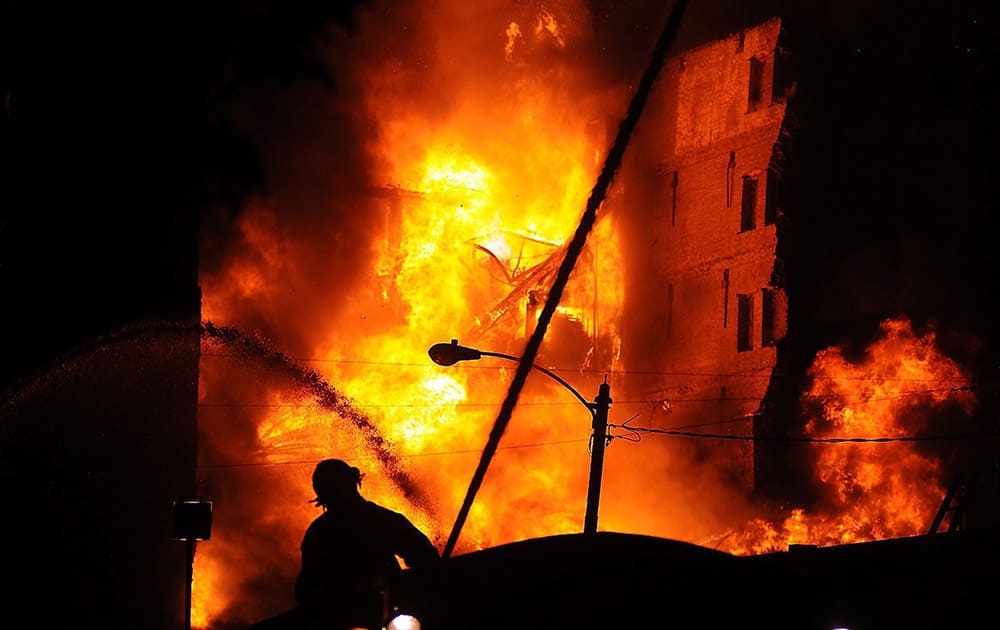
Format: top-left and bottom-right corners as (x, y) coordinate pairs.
(392, 514), (440, 568)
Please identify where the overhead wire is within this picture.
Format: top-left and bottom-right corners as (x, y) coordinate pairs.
(194, 416), (994, 474)
(195, 385), (974, 410)
(196, 437), (588, 470)
(607, 424), (1000, 443)
(199, 352), (979, 383)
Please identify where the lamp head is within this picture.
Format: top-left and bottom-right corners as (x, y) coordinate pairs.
(428, 339), (482, 366)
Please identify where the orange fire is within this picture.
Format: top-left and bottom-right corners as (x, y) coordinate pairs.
(195, 3), (626, 626)
(191, 2), (977, 627)
(728, 318), (976, 554)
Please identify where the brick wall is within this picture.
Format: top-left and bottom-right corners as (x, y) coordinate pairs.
(617, 18), (788, 489)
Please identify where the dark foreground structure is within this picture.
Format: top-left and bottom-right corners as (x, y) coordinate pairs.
(389, 528), (1000, 629)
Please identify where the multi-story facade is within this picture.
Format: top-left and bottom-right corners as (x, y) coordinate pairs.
(617, 17), (791, 489)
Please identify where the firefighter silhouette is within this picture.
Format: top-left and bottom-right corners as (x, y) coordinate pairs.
(293, 459), (439, 629)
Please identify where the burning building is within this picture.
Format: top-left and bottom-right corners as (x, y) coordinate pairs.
(615, 10), (992, 553)
(193, 1), (996, 625)
(191, 1), (1000, 625)
(4, 1), (993, 629)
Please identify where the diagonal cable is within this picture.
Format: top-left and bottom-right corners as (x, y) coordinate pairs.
(441, 0), (691, 559)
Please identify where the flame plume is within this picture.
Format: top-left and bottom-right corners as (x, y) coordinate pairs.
(728, 318), (977, 554)
(194, 2), (633, 626)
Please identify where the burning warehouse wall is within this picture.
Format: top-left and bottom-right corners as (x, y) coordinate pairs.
(616, 16), (790, 493)
(613, 9), (995, 553)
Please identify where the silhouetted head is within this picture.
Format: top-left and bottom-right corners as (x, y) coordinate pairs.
(310, 459), (363, 508)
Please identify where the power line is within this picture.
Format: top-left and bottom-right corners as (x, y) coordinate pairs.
(200, 352), (430, 368)
(196, 437), (587, 470)
(195, 386), (973, 410)
(614, 386), (972, 404)
(609, 425), (1000, 443)
(661, 417), (753, 431)
(199, 352), (976, 383)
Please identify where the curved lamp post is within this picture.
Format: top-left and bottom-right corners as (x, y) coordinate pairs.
(428, 339), (612, 534)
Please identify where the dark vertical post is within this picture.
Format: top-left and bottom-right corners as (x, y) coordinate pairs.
(584, 381), (613, 534)
(185, 539), (195, 630)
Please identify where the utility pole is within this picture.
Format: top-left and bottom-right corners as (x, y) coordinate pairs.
(584, 379), (612, 534)
(430, 341), (615, 536)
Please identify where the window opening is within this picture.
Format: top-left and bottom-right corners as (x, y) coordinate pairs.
(747, 57), (765, 112)
(771, 46), (793, 103)
(726, 152), (736, 208)
(737, 293), (753, 352)
(764, 168), (779, 225)
(740, 175), (757, 232)
(762, 288), (776, 347)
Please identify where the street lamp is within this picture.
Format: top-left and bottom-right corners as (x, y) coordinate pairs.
(428, 339), (612, 534)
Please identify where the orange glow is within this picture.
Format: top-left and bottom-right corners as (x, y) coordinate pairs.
(194, 3), (625, 625)
(199, 209), (287, 325)
(191, 3), (975, 627)
(729, 318), (976, 555)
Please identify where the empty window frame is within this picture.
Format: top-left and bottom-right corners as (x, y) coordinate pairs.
(726, 152), (736, 208)
(772, 46), (793, 103)
(764, 168), (779, 225)
(737, 293), (753, 352)
(762, 288), (776, 347)
(747, 57), (765, 112)
(740, 175), (757, 232)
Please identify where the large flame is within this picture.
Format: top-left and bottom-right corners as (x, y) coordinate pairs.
(728, 318), (976, 554)
(195, 3), (626, 626)
(191, 2), (978, 627)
